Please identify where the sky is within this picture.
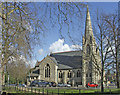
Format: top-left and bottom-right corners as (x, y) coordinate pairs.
(28, 2), (118, 68)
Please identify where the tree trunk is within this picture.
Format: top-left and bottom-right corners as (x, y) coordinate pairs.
(116, 61), (120, 88)
(1, 66), (5, 86)
(0, 67), (2, 93)
(100, 29), (104, 93)
(101, 63), (104, 93)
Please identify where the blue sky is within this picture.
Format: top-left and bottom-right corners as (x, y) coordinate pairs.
(29, 2), (118, 67)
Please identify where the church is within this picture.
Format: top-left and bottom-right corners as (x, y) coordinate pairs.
(27, 6), (101, 87)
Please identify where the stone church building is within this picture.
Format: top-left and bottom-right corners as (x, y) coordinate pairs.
(27, 7), (101, 87)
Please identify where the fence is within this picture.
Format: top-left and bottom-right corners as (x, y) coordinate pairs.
(3, 85), (82, 95)
(2, 85), (115, 95)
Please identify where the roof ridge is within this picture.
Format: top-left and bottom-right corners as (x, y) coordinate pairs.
(51, 50), (81, 55)
(36, 56), (58, 66)
(35, 58), (45, 66)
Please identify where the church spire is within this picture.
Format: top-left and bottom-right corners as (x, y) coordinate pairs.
(85, 5), (93, 38)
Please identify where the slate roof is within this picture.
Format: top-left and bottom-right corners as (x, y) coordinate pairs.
(51, 50), (82, 56)
(58, 64), (72, 69)
(49, 56), (58, 65)
(50, 50), (82, 69)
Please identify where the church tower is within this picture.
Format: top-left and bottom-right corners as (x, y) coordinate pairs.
(82, 6), (101, 87)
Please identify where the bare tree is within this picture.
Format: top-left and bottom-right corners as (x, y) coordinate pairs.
(0, 2), (45, 85)
(7, 58), (30, 84)
(0, 2), (86, 85)
(102, 13), (119, 88)
(92, 12), (114, 92)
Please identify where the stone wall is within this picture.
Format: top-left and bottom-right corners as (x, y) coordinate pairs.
(57, 69), (82, 86)
(39, 56), (57, 83)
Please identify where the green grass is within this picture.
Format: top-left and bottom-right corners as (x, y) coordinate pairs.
(35, 88), (120, 94)
(3, 86), (120, 94)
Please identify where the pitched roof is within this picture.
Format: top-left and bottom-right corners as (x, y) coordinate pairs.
(50, 50), (82, 68)
(58, 64), (73, 69)
(49, 56), (58, 65)
(35, 58), (45, 66)
(51, 50), (82, 56)
(35, 51), (82, 69)
(35, 56), (58, 66)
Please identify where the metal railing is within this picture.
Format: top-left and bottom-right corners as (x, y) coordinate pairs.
(3, 85), (82, 95)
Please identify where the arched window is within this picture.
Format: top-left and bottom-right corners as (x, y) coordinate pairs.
(77, 70), (81, 77)
(59, 71), (63, 78)
(86, 73), (88, 77)
(68, 71), (72, 78)
(90, 36), (92, 44)
(87, 44), (90, 54)
(96, 47), (99, 53)
(45, 64), (50, 78)
(90, 73), (92, 77)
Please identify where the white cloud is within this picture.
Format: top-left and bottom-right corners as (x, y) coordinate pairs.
(38, 49), (44, 55)
(49, 39), (71, 53)
(71, 45), (82, 50)
(49, 39), (81, 53)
